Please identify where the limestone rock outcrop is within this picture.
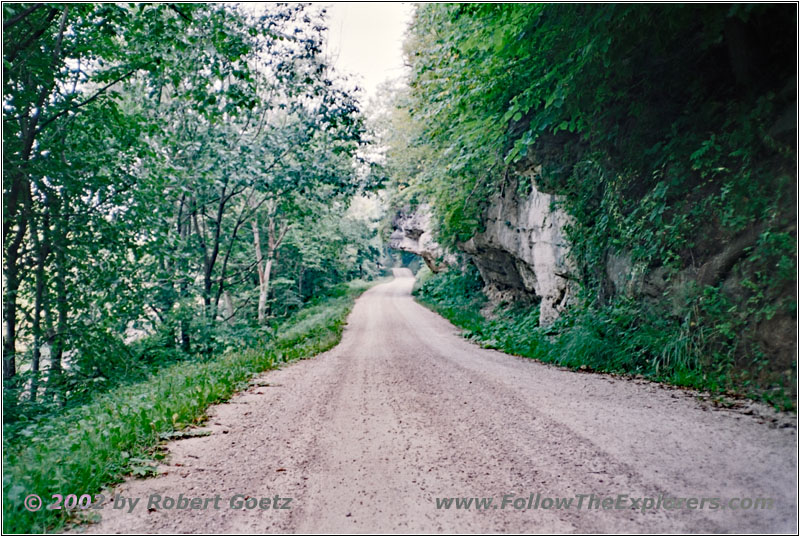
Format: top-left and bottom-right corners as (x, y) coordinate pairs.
(389, 205), (454, 272)
(460, 181), (576, 326)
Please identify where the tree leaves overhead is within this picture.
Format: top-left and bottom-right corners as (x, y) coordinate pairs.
(3, 3), (384, 417)
(398, 4), (795, 247)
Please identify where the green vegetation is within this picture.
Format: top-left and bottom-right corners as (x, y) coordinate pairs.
(414, 267), (793, 410)
(4, 4), (387, 420)
(2, 280), (373, 534)
(388, 4), (796, 402)
(3, 5), (390, 532)
(2, 4), (795, 533)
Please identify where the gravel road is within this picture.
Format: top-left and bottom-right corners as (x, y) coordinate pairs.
(81, 269), (797, 533)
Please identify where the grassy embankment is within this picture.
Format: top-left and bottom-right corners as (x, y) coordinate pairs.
(2, 280), (377, 533)
(413, 267), (794, 411)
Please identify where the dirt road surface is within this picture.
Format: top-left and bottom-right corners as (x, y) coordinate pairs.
(81, 269), (797, 533)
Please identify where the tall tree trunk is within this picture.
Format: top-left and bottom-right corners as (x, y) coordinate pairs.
(30, 210), (50, 401)
(252, 220), (269, 324)
(253, 214), (286, 325)
(177, 194), (191, 353)
(221, 290), (234, 321)
(3, 218), (26, 381)
(47, 208), (68, 402)
(297, 266), (305, 298)
(3, 173), (31, 383)
(259, 257), (273, 323)
(4, 6), (68, 385)
(179, 279), (191, 353)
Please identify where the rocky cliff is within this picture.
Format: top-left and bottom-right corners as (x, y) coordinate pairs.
(390, 180), (794, 385)
(390, 179), (576, 326)
(389, 205), (455, 273)
(460, 180), (576, 326)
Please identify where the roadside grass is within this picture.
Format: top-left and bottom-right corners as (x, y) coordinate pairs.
(413, 267), (795, 411)
(2, 280), (377, 534)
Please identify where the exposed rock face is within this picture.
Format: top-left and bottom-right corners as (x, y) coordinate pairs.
(460, 181), (576, 326)
(389, 205), (454, 272)
(608, 224), (767, 310)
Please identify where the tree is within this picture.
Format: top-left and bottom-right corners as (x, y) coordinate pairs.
(2, 3), (378, 414)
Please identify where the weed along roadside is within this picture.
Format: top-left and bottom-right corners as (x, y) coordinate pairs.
(70, 270), (797, 534)
(412, 266), (795, 410)
(2, 280), (379, 534)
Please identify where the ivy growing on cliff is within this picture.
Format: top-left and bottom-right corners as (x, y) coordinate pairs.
(392, 4), (796, 402)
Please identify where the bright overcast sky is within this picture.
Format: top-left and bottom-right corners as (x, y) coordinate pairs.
(241, 2), (415, 102)
(323, 2), (416, 101)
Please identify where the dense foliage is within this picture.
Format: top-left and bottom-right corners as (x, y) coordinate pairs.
(3, 3), (385, 421)
(391, 4), (796, 400)
(415, 266), (792, 407)
(3, 280), (375, 533)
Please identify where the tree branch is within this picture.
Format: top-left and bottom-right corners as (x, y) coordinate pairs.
(3, 3), (44, 30)
(37, 64), (144, 133)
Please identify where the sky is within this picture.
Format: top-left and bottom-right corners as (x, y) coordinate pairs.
(241, 2), (415, 104)
(323, 3), (416, 101)
(322, 3), (415, 219)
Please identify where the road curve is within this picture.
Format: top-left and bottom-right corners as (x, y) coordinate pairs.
(82, 270), (797, 533)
